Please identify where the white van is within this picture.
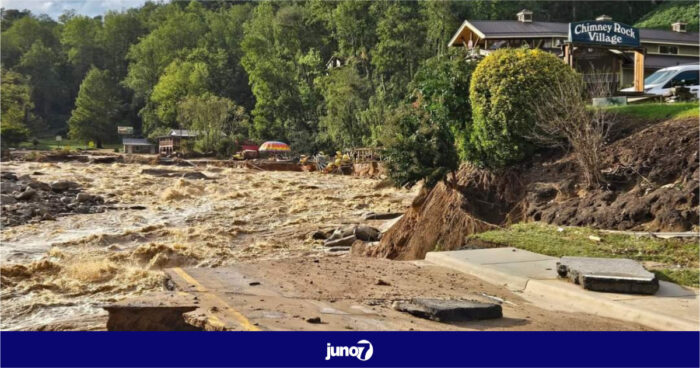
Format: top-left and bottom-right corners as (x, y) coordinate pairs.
(622, 64), (700, 97)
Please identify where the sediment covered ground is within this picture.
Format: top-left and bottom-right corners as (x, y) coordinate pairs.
(0, 161), (416, 330)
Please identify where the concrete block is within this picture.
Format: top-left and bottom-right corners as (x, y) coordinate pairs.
(557, 256), (659, 295)
(393, 298), (502, 322)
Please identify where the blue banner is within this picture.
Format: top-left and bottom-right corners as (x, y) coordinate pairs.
(568, 21), (640, 48)
(1, 331), (699, 367)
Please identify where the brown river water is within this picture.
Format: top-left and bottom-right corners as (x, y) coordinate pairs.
(0, 161), (416, 330)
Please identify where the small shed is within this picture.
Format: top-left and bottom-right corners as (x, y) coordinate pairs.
(123, 138), (156, 154)
(158, 129), (198, 155)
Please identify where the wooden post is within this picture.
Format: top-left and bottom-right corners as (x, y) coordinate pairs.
(634, 50), (645, 92)
(563, 44), (573, 66)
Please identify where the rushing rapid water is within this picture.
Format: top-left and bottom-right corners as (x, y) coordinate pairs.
(0, 161), (415, 330)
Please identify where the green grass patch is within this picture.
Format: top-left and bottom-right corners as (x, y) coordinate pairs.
(606, 102), (699, 120)
(468, 222), (699, 287)
(18, 138), (120, 151)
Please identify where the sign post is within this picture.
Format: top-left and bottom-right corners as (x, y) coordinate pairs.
(567, 20), (644, 92)
(117, 126), (134, 135)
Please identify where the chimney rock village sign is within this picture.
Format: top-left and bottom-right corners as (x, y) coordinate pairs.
(565, 20), (644, 92)
(569, 20), (640, 48)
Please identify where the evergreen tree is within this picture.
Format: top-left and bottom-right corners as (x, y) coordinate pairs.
(68, 68), (123, 147)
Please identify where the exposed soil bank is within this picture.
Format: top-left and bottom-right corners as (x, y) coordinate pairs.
(372, 118), (699, 260)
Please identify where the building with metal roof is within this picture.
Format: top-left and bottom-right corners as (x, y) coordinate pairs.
(448, 11), (699, 88)
(122, 138), (156, 154)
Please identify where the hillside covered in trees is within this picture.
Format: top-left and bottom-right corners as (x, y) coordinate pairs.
(635, 1), (699, 32)
(0, 0), (687, 153)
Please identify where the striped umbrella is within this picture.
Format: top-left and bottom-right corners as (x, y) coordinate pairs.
(259, 141), (291, 152)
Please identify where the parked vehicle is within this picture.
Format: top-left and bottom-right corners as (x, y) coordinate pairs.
(622, 64), (700, 97)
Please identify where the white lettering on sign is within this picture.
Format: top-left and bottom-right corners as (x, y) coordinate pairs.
(573, 22), (636, 46)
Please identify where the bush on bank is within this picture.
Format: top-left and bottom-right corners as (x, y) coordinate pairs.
(383, 106), (459, 189)
(468, 48), (579, 168)
(409, 49), (478, 161)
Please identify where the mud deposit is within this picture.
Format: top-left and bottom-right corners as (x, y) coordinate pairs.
(0, 161), (416, 330)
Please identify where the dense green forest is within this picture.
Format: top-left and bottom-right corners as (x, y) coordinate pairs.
(635, 1), (699, 32)
(0, 0), (691, 152)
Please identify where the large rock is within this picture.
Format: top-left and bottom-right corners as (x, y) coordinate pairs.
(76, 193), (104, 203)
(354, 225), (381, 241)
(327, 225), (356, 241)
(28, 181), (51, 191)
(50, 180), (80, 192)
(1, 181), (21, 194)
(1, 172), (18, 181)
(1, 194), (17, 205)
(15, 188), (36, 201)
(393, 298), (502, 322)
(557, 256), (659, 295)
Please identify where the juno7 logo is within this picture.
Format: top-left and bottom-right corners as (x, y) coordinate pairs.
(325, 340), (373, 361)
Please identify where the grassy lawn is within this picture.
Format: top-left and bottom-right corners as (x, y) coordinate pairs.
(606, 102), (699, 120)
(18, 138), (121, 151)
(467, 222), (699, 287)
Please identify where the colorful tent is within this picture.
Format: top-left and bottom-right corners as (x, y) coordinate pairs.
(259, 141), (291, 152)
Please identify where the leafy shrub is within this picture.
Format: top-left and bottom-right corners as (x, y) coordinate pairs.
(383, 106), (459, 189)
(410, 49), (477, 160)
(0, 123), (30, 147)
(468, 48), (578, 167)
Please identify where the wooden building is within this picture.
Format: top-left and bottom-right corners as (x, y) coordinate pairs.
(448, 10), (699, 89)
(122, 138), (155, 154)
(157, 129), (198, 155)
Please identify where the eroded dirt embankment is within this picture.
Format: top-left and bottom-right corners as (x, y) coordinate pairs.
(371, 117), (699, 260)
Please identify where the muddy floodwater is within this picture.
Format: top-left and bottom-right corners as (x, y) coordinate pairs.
(0, 161), (416, 330)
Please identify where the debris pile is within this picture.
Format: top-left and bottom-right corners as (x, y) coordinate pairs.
(313, 224), (382, 253)
(1, 172), (107, 227)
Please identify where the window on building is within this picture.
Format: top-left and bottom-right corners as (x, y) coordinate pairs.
(659, 45), (679, 54)
(664, 70), (700, 88)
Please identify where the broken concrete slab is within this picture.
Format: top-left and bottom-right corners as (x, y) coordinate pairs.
(323, 235), (356, 247)
(557, 256), (659, 295)
(392, 298), (502, 322)
(103, 293), (201, 331)
(362, 212), (403, 220)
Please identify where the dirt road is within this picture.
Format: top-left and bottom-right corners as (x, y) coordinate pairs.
(1, 160), (648, 330)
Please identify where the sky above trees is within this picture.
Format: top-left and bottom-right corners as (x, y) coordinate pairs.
(2, 0), (152, 19)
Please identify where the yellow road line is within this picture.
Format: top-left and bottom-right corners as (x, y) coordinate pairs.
(171, 267), (261, 331)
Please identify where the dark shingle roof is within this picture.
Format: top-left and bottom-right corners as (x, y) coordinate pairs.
(468, 20), (567, 37)
(639, 28), (699, 44)
(645, 55), (699, 69)
(458, 20), (699, 45)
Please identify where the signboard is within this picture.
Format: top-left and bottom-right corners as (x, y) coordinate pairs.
(568, 20), (640, 48)
(117, 126), (134, 135)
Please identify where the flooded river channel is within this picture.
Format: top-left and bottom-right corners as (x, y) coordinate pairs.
(0, 161), (416, 330)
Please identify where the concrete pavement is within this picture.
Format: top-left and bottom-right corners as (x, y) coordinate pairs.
(425, 248), (699, 331)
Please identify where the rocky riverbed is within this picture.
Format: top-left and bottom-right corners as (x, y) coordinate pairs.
(1, 172), (108, 227)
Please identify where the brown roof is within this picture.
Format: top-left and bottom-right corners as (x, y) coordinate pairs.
(644, 55), (699, 69)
